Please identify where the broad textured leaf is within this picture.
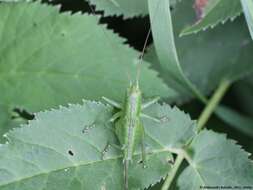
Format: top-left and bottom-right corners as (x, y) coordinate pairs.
(87, 0), (180, 18)
(148, 0), (204, 102)
(0, 101), (196, 189)
(147, 0), (253, 101)
(180, 0), (242, 36)
(146, 44), (253, 141)
(177, 130), (253, 189)
(241, 0), (253, 40)
(146, 0), (253, 133)
(0, 2), (177, 139)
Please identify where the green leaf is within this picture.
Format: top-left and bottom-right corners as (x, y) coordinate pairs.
(88, 0), (148, 17)
(0, 101), (196, 189)
(0, 105), (26, 143)
(147, 0), (253, 101)
(87, 0), (180, 18)
(148, 0), (205, 102)
(147, 0), (253, 132)
(241, 0), (253, 40)
(215, 105), (253, 138)
(234, 76), (253, 117)
(0, 2), (177, 139)
(144, 45), (195, 104)
(180, 0), (242, 36)
(177, 130), (253, 189)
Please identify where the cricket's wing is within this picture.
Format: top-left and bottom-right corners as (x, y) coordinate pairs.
(115, 118), (144, 161)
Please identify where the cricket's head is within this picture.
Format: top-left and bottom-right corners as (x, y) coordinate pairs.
(127, 80), (141, 98)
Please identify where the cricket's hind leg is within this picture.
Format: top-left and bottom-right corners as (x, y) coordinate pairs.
(141, 97), (164, 123)
(140, 113), (161, 123)
(140, 135), (147, 169)
(123, 159), (129, 190)
(141, 97), (170, 123)
(141, 112), (170, 124)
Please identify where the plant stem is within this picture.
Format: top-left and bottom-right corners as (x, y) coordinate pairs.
(161, 154), (184, 190)
(161, 80), (230, 190)
(197, 79), (231, 132)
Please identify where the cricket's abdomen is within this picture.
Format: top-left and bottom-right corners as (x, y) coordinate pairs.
(115, 116), (144, 161)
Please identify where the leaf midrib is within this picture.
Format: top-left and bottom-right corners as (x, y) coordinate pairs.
(1, 149), (168, 187)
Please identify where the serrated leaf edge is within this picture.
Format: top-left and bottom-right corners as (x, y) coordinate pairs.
(180, 3), (242, 37)
(1, 100), (178, 188)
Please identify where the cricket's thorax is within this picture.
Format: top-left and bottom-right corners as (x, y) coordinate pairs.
(126, 85), (142, 118)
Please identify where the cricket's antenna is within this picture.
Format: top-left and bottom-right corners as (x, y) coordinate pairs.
(87, 1), (96, 16)
(136, 0), (162, 85)
(87, 1), (134, 85)
(136, 28), (152, 85)
(126, 70), (132, 85)
(87, 0), (162, 87)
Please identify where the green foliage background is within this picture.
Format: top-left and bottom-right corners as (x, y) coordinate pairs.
(0, 0), (253, 189)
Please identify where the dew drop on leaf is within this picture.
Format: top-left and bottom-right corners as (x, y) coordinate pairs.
(159, 116), (170, 123)
(82, 123), (96, 134)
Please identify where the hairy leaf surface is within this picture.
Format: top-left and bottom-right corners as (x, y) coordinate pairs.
(0, 101), (196, 189)
(180, 0), (242, 36)
(0, 1), (177, 139)
(177, 130), (253, 189)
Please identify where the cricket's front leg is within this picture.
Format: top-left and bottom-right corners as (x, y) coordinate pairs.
(102, 96), (122, 109)
(141, 97), (159, 110)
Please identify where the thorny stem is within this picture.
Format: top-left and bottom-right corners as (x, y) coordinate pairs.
(161, 79), (231, 190)
(197, 79), (231, 132)
(161, 154), (184, 190)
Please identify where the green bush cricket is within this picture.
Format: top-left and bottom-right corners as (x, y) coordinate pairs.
(101, 30), (166, 190)
(102, 83), (161, 190)
(86, 1), (166, 189)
